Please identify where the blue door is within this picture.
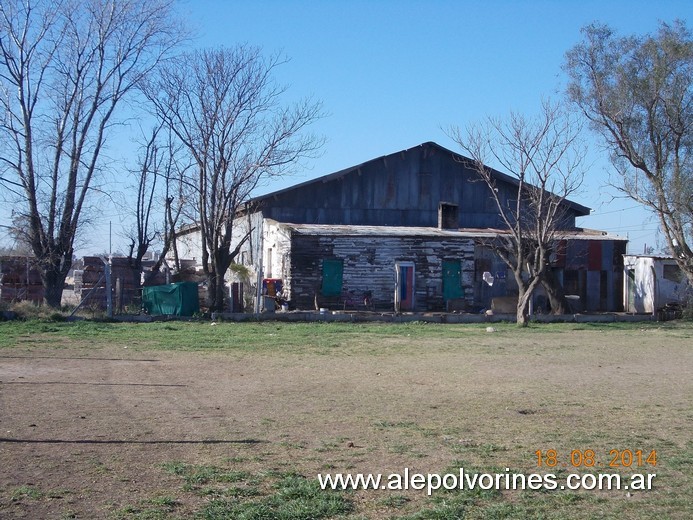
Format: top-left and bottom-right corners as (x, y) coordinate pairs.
(395, 262), (415, 311)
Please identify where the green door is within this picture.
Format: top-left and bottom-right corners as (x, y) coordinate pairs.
(443, 260), (463, 301)
(321, 259), (344, 296)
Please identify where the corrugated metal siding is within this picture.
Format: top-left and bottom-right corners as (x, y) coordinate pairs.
(558, 239), (625, 312)
(588, 241), (602, 271)
(566, 240), (588, 270)
(585, 270), (601, 311)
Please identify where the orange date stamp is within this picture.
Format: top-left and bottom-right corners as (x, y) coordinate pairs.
(535, 449), (657, 468)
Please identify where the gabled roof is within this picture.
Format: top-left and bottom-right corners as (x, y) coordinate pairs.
(248, 141), (591, 217)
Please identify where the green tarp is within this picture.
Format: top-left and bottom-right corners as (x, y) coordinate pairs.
(142, 282), (200, 316)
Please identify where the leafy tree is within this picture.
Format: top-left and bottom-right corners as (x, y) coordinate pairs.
(565, 21), (693, 285)
(0, 0), (182, 306)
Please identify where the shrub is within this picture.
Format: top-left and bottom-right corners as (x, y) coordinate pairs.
(683, 296), (693, 322)
(8, 301), (69, 321)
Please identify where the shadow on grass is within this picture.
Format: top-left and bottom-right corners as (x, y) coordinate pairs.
(0, 355), (160, 361)
(2, 381), (185, 386)
(0, 437), (267, 445)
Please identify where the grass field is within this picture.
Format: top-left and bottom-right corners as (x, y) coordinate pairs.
(0, 320), (691, 519)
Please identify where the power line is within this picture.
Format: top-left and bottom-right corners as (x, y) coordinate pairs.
(597, 224), (660, 232)
(587, 204), (643, 216)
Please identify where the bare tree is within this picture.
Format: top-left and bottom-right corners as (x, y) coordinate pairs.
(126, 124), (187, 288)
(0, 239), (32, 257)
(450, 100), (586, 326)
(146, 46), (324, 311)
(0, 0), (182, 306)
(565, 21), (693, 285)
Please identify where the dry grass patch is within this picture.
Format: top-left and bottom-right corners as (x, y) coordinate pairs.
(0, 320), (690, 518)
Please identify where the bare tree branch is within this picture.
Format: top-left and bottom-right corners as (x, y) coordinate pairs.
(0, 0), (184, 306)
(125, 122), (188, 287)
(565, 20), (693, 284)
(144, 46), (324, 311)
(449, 99), (587, 325)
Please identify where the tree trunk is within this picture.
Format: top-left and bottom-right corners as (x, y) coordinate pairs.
(671, 247), (693, 289)
(42, 265), (68, 308)
(540, 269), (568, 314)
(206, 268), (228, 312)
(516, 288), (532, 327)
(515, 273), (543, 327)
(685, 268), (693, 290)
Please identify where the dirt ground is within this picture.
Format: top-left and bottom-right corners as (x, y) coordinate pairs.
(0, 323), (691, 519)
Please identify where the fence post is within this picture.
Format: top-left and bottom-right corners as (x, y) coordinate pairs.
(102, 257), (113, 318)
(115, 277), (123, 314)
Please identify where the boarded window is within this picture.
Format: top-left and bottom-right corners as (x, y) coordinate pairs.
(438, 202), (459, 229)
(321, 259), (343, 296)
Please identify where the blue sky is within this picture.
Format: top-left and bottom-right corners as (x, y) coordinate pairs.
(175, 0), (690, 255)
(3, 1), (689, 255)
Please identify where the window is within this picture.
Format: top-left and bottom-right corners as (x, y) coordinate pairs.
(321, 259), (343, 296)
(438, 202), (459, 229)
(663, 264), (683, 283)
(563, 270), (580, 296)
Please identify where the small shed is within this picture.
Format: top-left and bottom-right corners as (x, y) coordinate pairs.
(623, 255), (689, 314)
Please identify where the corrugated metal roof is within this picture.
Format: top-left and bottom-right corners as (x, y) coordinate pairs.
(623, 254), (677, 260)
(273, 221), (626, 241)
(285, 223), (497, 238)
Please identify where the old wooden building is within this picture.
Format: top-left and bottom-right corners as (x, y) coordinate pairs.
(250, 141), (590, 229)
(257, 220), (485, 311)
(180, 142), (627, 312)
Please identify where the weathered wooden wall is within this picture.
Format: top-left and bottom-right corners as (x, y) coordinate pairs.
(285, 230), (475, 312)
(255, 142), (584, 230)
